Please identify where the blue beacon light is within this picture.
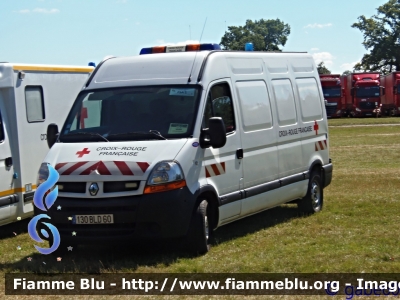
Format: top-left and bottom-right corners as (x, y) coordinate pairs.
(245, 43), (254, 51)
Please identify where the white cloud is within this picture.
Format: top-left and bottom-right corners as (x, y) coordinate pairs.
(312, 52), (334, 67)
(340, 61), (359, 71)
(17, 9), (30, 13)
(154, 40), (200, 46)
(310, 48), (319, 51)
(304, 23), (332, 29)
(32, 8), (60, 13)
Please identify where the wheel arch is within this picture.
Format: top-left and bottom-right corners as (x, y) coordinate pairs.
(194, 185), (220, 231)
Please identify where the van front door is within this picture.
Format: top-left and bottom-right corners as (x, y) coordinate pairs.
(0, 106), (13, 223)
(202, 80), (243, 222)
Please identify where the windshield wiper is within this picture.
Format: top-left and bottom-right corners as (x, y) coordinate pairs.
(107, 131), (166, 140)
(63, 132), (109, 142)
(149, 130), (167, 140)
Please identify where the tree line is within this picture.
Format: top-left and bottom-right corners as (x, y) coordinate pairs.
(221, 0), (400, 75)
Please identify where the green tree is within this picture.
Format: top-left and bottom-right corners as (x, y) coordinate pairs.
(342, 70), (352, 76)
(220, 18), (290, 51)
(317, 62), (331, 74)
(352, 0), (400, 74)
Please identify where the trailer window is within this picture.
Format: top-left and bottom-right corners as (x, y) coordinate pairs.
(0, 110), (4, 142)
(203, 82), (235, 133)
(25, 86), (45, 122)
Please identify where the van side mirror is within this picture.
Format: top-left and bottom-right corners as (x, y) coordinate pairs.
(47, 123), (59, 148)
(200, 117), (226, 149)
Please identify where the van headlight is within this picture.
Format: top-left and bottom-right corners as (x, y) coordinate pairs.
(37, 163), (50, 187)
(144, 161), (186, 194)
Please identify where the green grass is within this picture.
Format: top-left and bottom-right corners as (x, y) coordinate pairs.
(1, 117), (400, 298)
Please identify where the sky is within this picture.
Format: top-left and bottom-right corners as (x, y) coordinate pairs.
(1, 0), (389, 74)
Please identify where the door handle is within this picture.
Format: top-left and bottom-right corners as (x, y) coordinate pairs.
(5, 157), (12, 167)
(236, 149), (243, 159)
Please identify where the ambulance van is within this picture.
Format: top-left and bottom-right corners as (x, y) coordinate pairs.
(0, 63), (93, 226)
(40, 44), (332, 254)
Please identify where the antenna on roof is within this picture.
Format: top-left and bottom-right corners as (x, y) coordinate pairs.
(188, 17), (207, 83)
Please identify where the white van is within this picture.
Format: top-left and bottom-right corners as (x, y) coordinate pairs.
(0, 63), (93, 226)
(39, 44), (332, 254)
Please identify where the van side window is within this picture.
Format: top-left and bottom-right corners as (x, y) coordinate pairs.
(203, 83), (235, 133)
(0, 110), (4, 142)
(25, 86), (45, 122)
(272, 79), (297, 126)
(236, 80), (273, 131)
(296, 78), (323, 122)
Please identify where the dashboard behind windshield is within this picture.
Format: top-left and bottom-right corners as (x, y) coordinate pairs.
(322, 87), (341, 98)
(356, 86), (380, 98)
(60, 85), (201, 142)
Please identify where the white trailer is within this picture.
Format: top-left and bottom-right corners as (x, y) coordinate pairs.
(0, 63), (93, 226)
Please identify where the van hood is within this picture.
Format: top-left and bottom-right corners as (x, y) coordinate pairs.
(45, 140), (188, 181)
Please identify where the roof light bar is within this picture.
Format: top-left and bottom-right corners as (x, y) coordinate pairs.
(139, 43), (221, 55)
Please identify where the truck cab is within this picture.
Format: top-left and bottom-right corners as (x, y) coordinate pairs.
(319, 74), (343, 118)
(344, 73), (381, 117)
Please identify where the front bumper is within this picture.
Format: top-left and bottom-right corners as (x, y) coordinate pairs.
(34, 186), (196, 244)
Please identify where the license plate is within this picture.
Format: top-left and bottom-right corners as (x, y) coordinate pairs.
(73, 214), (114, 225)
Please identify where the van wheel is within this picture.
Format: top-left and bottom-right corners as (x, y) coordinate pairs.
(187, 200), (210, 255)
(298, 170), (323, 213)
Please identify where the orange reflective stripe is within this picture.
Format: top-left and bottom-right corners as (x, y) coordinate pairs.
(0, 185), (37, 197)
(12, 65), (93, 73)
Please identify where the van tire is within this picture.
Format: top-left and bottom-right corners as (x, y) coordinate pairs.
(187, 200), (210, 255)
(298, 170), (323, 213)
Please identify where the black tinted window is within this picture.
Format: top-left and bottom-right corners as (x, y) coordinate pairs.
(203, 83), (235, 133)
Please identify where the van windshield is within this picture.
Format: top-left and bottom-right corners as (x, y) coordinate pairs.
(59, 86), (201, 142)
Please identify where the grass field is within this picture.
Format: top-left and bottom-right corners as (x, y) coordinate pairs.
(1, 117), (400, 299)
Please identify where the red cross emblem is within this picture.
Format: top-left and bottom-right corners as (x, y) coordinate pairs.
(76, 148), (90, 158)
(313, 120), (319, 135)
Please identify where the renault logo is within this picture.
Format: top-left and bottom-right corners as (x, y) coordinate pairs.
(89, 183), (99, 196)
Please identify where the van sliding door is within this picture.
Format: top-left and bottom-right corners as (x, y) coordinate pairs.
(234, 80), (279, 216)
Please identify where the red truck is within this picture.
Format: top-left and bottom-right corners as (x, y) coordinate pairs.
(342, 72), (381, 117)
(319, 74), (344, 118)
(380, 72), (400, 116)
